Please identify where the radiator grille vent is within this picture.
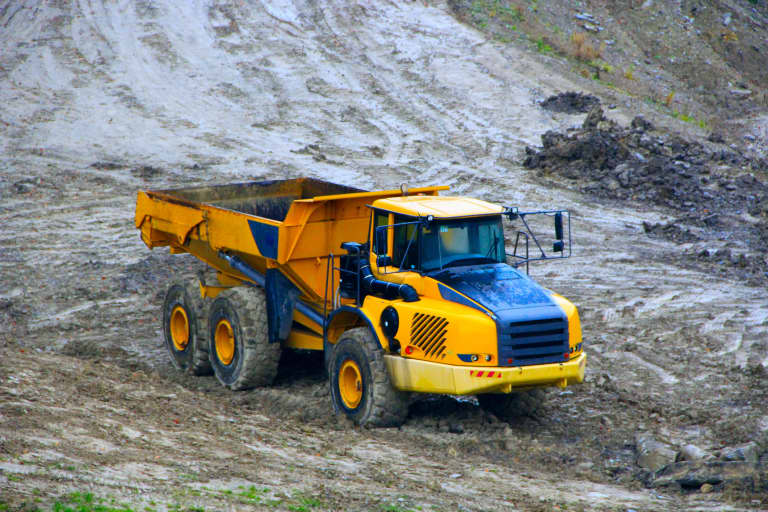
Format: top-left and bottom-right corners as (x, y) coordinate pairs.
(410, 313), (448, 360)
(499, 317), (568, 366)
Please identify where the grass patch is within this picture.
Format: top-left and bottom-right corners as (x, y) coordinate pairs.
(53, 492), (134, 512)
(535, 36), (552, 53)
(571, 31), (605, 61)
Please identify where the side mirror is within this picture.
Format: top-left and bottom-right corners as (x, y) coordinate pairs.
(553, 213), (564, 253)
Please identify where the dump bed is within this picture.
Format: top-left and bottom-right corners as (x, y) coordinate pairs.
(135, 178), (447, 321)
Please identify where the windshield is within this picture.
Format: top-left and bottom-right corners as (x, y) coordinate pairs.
(420, 216), (505, 272)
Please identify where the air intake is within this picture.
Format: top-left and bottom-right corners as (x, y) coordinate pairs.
(499, 317), (568, 366)
(410, 313), (448, 360)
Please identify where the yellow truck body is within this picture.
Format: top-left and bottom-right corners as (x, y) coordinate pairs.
(135, 178), (585, 426)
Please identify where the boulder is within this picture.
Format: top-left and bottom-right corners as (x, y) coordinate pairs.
(636, 433), (677, 473)
(680, 444), (710, 462)
(721, 442), (760, 465)
(652, 461), (758, 490)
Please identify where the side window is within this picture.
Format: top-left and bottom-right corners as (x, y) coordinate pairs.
(392, 214), (418, 270)
(372, 210), (388, 254)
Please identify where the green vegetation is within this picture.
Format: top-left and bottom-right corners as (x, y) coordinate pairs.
(469, 0), (524, 28)
(643, 96), (709, 129)
(53, 492), (134, 512)
(589, 59), (613, 73)
(535, 36), (553, 53)
(287, 492), (324, 511)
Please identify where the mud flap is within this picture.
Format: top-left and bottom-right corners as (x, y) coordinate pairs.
(265, 269), (300, 343)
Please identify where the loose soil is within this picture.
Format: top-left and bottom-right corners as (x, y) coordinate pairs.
(1, 1), (767, 511)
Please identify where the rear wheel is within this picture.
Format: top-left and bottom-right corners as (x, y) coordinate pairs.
(329, 328), (408, 427)
(208, 286), (280, 390)
(477, 389), (546, 421)
(162, 278), (212, 375)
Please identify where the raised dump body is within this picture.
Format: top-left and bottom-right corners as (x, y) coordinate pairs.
(135, 178), (586, 427)
(136, 178), (446, 333)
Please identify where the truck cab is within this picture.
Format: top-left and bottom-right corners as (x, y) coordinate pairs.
(337, 194), (585, 403)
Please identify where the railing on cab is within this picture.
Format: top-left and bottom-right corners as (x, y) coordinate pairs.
(504, 207), (572, 275)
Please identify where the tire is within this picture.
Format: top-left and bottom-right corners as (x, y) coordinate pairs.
(329, 327), (408, 427)
(208, 286), (280, 390)
(477, 389), (547, 421)
(162, 278), (212, 376)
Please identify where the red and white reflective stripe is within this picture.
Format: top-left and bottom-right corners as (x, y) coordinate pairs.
(469, 370), (503, 378)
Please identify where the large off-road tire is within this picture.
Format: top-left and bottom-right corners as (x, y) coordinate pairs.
(208, 286), (280, 390)
(329, 327), (409, 427)
(477, 389), (547, 421)
(162, 278), (212, 376)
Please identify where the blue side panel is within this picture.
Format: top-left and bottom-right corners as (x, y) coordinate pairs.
(437, 283), (488, 314)
(248, 220), (279, 259)
(265, 269), (300, 344)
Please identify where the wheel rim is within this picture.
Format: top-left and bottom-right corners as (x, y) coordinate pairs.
(215, 319), (235, 365)
(170, 306), (190, 351)
(339, 359), (363, 409)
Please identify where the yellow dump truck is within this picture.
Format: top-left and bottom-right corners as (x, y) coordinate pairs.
(135, 178), (585, 426)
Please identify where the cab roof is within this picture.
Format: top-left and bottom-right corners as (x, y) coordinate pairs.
(371, 195), (503, 218)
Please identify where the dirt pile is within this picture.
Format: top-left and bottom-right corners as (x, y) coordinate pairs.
(523, 101), (768, 282)
(540, 91), (600, 114)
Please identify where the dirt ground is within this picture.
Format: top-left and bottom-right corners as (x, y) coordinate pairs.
(1, 1), (767, 511)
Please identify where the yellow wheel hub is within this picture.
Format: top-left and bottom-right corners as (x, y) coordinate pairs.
(215, 319), (235, 365)
(339, 359), (363, 409)
(170, 306), (190, 351)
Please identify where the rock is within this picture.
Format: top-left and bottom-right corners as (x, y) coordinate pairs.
(574, 13), (595, 22)
(636, 433), (677, 473)
(700, 483), (713, 493)
(680, 444), (709, 462)
(652, 460), (757, 490)
(582, 106), (605, 131)
(630, 115), (654, 133)
(707, 132), (725, 144)
(721, 442), (759, 464)
(540, 92), (600, 114)
(449, 423), (465, 434)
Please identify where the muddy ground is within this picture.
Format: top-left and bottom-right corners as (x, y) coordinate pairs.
(1, 1), (767, 511)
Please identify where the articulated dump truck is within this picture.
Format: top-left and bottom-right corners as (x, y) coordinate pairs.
(135, 178), (585, 426)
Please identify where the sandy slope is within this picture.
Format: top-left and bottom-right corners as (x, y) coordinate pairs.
(1, 1), (766, 510)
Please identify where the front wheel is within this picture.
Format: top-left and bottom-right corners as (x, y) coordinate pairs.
(329, 328), (408, 427)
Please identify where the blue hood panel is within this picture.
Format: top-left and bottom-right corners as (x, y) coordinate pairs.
(429, 264), (552, 311)
(430, 264), (569, 366)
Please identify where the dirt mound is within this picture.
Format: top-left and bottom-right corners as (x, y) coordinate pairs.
(540, 91), (600, 114)
(523, 106), (768, 282)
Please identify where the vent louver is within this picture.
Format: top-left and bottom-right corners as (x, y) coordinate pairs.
(499, 317), (568, 366)
(410, 313), (448, 360)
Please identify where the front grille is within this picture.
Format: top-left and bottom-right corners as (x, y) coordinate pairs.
(410, 313), (448, 360)
(499, 317), (568, 366)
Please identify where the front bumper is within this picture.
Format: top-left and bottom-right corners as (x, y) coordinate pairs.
(384, 352), (586, 395)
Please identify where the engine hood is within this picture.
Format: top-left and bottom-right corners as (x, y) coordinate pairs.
(428, 263), (556, 313)
(429, 263), (569, 366)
